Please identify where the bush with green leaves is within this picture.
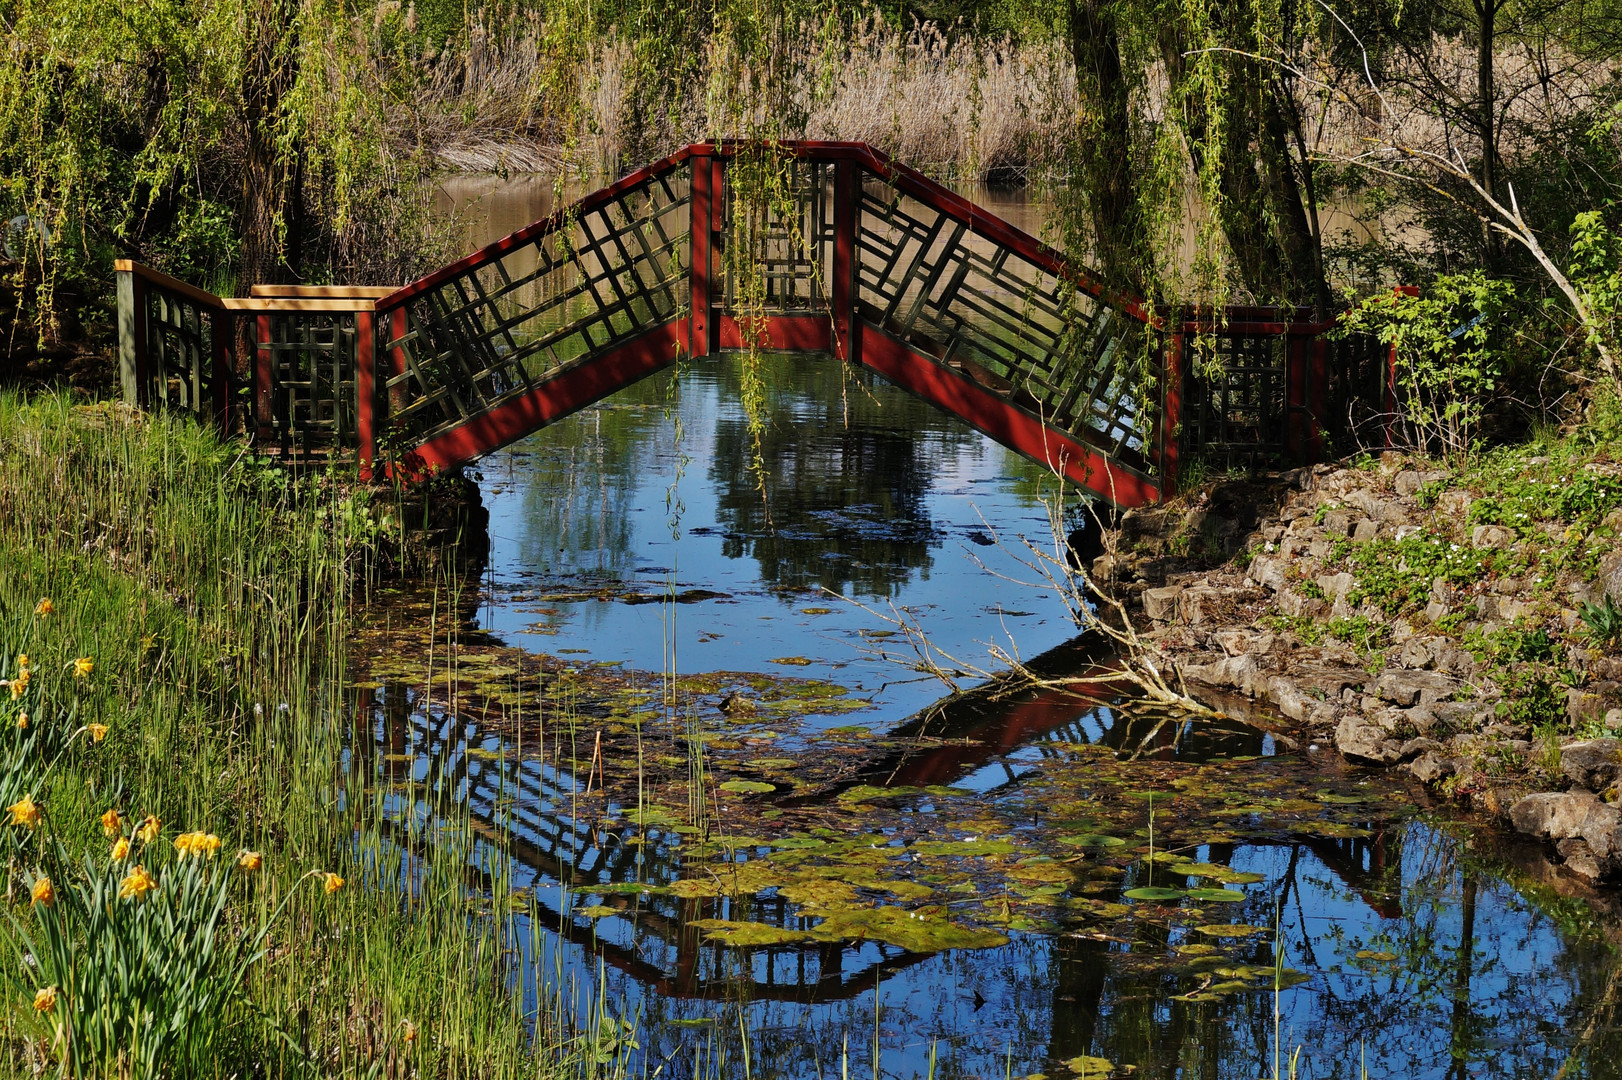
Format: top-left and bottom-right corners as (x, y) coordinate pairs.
(1335, 273), (1515, 456)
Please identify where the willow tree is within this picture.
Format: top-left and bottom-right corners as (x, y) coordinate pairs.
(1023, 0), (1332, 313)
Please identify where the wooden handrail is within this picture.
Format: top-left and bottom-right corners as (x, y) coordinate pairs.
(220, 297), (377, 312)
(114, 259), (223, 310)
(250, 284), (398, 299)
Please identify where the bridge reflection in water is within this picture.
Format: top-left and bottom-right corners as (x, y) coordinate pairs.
(329, 648), (1560, 1080)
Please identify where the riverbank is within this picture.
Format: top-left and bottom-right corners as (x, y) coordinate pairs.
(1103, 436), (1622, 883)
(0, 395), (626, 1077)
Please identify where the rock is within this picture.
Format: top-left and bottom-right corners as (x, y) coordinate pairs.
(1142, 585), (1182, 622)
(1409, 751), (1454, 784)
(1352, 519), (1379, 542)
(1471, 524), (1514, 549)
(1424, 600), (1450, 622)
(1335, 713), (1402, 764)
(1268, 676), (1314, 722)
(1322, 508), (1358, 537)
(1435, 491), (1471, 517)
(1510, 791), (1607, 842)
(1177, 586), (1223, 625)
(1561, 738), (1622, 791)
(1568, 688), (1612, 727)
(1278, 587), (1328, 618)
(1606, 709), (1622, 733)
(1601, 550), (1622, 606)
(1555, 839), (1609, 882)
(1090, 555), (1117, 583)
(1398, 636), (1443, 670)
(1398, 737), (1443, 761)
(1394, 470), (1423, 497)
(1316, 572), (1356, 603)
(1375, 669), (1458, 707)
(1246, 554), (1289, 592)
(1432, 700), (1493, 730)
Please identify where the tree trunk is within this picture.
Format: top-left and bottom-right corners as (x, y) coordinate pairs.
(1475, 0), (1503, 268)
(240, 0), (302, 294)
(1067, 0), (1150, 294)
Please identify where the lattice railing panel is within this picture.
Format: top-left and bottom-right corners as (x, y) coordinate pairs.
(1182, 332), (1290, 463)
(381, 164), (690, 446)
(259, 313), (359, 460)
(854, 178), (1157, 475)
(143, 284), (214, 415)
(722, 159), (835, 315)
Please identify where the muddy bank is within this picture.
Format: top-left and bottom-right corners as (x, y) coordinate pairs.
(1102, 449), (1622, 884)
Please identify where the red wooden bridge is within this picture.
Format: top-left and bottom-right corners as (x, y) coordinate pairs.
(116, 141), (1335, 508)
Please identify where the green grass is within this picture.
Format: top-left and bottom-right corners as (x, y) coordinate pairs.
(0, 395), (629, 1078)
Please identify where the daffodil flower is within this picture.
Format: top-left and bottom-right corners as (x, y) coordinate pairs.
(7, 795), (41, 829)
(118, 865), (156, 901)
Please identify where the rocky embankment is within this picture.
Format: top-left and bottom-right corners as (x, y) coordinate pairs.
(1097, 451), (1622, 882)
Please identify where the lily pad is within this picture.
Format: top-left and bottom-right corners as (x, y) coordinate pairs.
(1186, 888), (1247, 903)
(770, 656), (814, 666)
(1354, 950), (1398, 962)
(912, 839), (1018, 857)
(690, 919), (809, 947)
(1063, 1056), (1115, 1076)
(718, 780), (776, 795)
(1061, 834), (1128, 849)
(1124, 887), (1186, 902)
(809, 906), (1009, 952)
(576, 904), (618, 918)
(1195, 924), (1271, 938)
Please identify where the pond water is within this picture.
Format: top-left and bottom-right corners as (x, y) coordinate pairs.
(344, 179), (1622, 1078)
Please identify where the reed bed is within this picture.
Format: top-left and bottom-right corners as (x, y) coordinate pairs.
(404, 13), (1073, 182)
(0, 396), (630, 1078)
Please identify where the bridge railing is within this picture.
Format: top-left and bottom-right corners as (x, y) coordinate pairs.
(118, 142), (1356, 505)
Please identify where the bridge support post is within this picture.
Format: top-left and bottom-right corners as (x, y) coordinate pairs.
(209, 309), (233, 435)
(117, 267), (148, 408)
(254, 314), (273, 444)
(832, 158), (859, 365)
(689, 146), (714, 358)
(1285, 332), (1307, 460)
(1160, 330), (1184, 498)
(355, 309), (377, 481)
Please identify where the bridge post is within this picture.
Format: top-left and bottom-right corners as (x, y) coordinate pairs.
(689, 146), (713, 358)
(1309, 331), (1327, 460)
(355, 309), (377, 482)
(1160, 330), (1184, 497)
(116, 266), (148, 407)
(832, 158), (859, 364)
(209, 309), (233, 435)
(1285, 328), (1307, 460)
(255, 314), (273, 444)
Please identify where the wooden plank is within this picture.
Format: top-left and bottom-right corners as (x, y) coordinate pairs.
(250, 285), (397, 298)
(220, 297), (377, 313)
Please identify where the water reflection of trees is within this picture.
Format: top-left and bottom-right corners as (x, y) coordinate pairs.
(496, 377), (680, 578)
(708, 352), (985, 599)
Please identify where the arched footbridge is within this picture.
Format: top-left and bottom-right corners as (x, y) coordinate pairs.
(116, 141), (1338, 508)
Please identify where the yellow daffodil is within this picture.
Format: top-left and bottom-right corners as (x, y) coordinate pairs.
(237, 850), (262, 872)
(118, 865), (156, 901)
(136, 815), (160, 843)
(175, 831), (223, 859)
(73, 657), (93, 679)
(101, 808), (122, 837)
(111, 837), (130, 861)
(34, 599), (51, 617)
(32, 986), (56, 1012)
(16, 712), (26, 730)
(16, 655), (27, 669)
(7, 795), (41, 830)
(87, 723), (108, 743)
(401, 1020), (418, 1044)
(322, 872), (344, 894)
(9, 669), (29, 700)
(30, 877), (53, 907)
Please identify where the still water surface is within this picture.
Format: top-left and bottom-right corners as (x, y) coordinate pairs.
(348, 180), (1622, 1078)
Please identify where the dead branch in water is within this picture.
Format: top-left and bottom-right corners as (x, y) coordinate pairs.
(834, 477), (1227, 724)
